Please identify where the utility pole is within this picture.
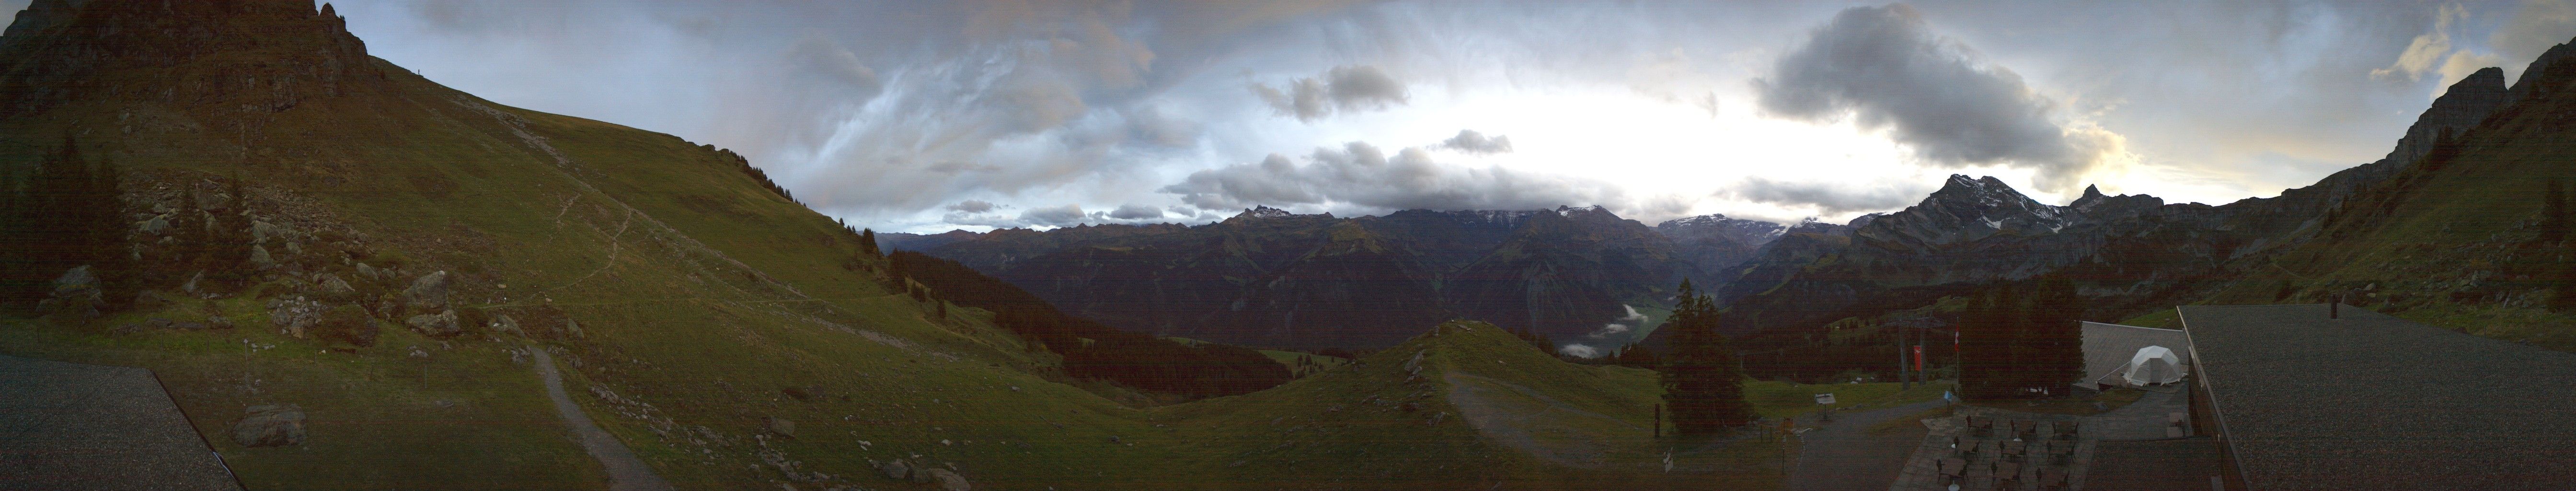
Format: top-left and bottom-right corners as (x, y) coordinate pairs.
(1898, 323), (1911, 390)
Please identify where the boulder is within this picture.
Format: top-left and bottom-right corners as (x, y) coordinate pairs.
(145, 317), (174, 330)
(230, 404), (306, 447)
(39, 266), (104, 318)
(909, 462), (934, 483)
(249, 245), (276, 269)
(207, 315), (235, 330)
(132, 290), (176, 311)
(878, 459), (910, 480)
(403, 310), (460, 338)
(138, 214), (172, 236)
(251, 221), (284, 244)
(318, 274), (356, 297)
(763, 417), (796, 438)
(354, 262), (380, 281)
(564, 317), (585, 339)
(268, 298), (324, 338)
(181, 270), (205, 294)
(926, 468), (969, 491)
(175, 321), (209, 331)
(194, 188), (230, 212)
(491, 314), (522, 337)
(403, 271), (450, 309)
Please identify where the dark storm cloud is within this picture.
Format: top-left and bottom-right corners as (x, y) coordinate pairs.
(1160, 141), (1620, 213)
(1017, 205), (1092, 227)
(945, 200), (997, 213)
(1250, 65), (1410, 121)
(1723, 176), (1933, 215)
(1107, 204), (1167, 220)
(1438, 129), (1513, 154)
(1754, 3), (2114, 192)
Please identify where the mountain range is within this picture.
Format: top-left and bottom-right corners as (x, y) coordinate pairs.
(894, 47), (2576, 358)
(884, 205), (1789, 350)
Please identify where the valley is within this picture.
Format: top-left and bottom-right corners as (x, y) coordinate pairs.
(5, 1), (2575, 490)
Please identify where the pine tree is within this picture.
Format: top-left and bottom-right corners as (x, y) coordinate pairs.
(203, 176), (256, 290)
(1660, 279), (1749, 436)
(860, 228), (881, 257)
(1958, 285), (2019, 400)
(1960, 281), (2086, 400)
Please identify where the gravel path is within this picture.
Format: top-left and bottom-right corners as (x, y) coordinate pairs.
(1784, 400), (1943, 491)
(529, 349), (672, 491)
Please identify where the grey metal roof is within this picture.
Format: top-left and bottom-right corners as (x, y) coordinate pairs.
(2180, 304), (2576, 491)
(0, 354), (243, 491)
(2080, 321), (2192, 389)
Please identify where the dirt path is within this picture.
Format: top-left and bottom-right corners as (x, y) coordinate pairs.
(529, 349), (673, 491)
(1785, 400), (1943, 491)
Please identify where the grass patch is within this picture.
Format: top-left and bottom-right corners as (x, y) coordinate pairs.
(1744, 379), (1956, 420)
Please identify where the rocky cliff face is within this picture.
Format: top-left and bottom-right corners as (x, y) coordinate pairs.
(0, 0), (389, 120)
(908, 206), (1693, 350)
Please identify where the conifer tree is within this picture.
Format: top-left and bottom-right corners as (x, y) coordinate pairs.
(1660, 279), (1749, 435)
(3, 136), (132, 310)
(203, 176), (256, 289)
(1960, 281), (2085, 400)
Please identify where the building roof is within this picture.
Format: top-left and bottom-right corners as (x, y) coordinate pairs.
(0, 354), (242, 491)
(2079, 321), (2192, 389)
(2179, 304), (2576, 491)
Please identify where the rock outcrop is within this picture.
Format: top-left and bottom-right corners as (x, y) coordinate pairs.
(402, 271), (450, 310)
(403, 309), (459, 338)
(230, 404), (307, 447)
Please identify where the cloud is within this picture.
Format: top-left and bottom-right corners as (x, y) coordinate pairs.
(1159, 141), (1626, 213)
(1250, 65), (1410, 121)
(945, 200), (997, 213)
(1753, 3), (2122, 192)
(1017, 204), (1091, 227)
(1438, 129), (1514, 154)
(1558, 344), (1600, 358)
(785, 35), (881, 94)
(2491, 0), (2576, 71)
(1587, 324), (1631, 339)
(1107, 203), (1167, 220)
(2372, 3), (2509, 92)
(1723, 176), (1935, 215)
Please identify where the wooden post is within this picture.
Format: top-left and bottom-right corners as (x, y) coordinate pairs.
(1653, 404), (1662, 438)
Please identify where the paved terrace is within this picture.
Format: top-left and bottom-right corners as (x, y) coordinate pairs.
(0, 354), (242, 491)
(2180, 304), (2576, 490)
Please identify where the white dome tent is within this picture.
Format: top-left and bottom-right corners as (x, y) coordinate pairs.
(2120, 345), (2187, 386)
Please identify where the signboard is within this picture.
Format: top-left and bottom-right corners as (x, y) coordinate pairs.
(1814, 393), (1837, 405)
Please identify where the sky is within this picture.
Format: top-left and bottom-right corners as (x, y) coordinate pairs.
(20, 0), (2568, 232)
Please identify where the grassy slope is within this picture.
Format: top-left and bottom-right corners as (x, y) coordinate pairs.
(1163, 321), (1784, 491)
